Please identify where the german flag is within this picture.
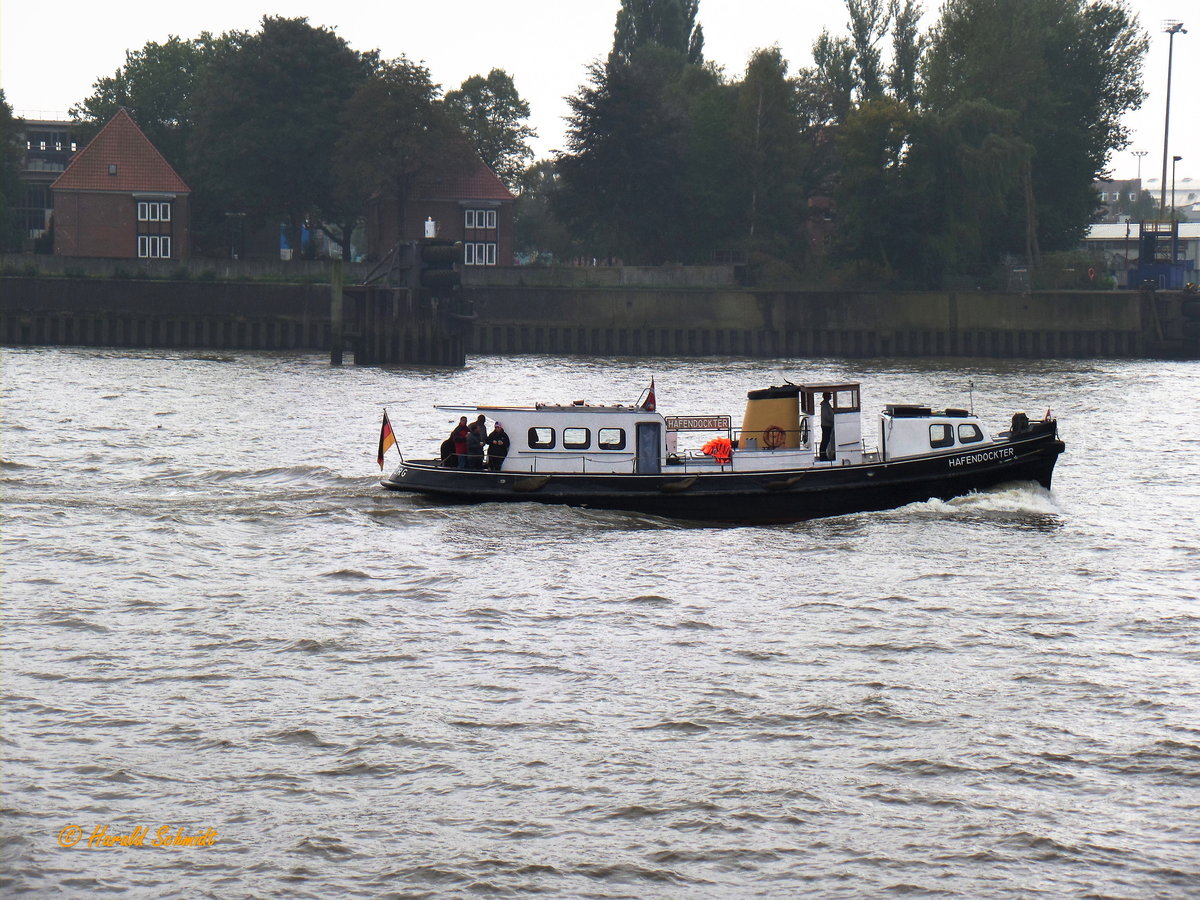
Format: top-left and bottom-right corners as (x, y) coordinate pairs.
(377, 411), (396, 469)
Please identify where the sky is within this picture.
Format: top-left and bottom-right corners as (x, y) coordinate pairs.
(1, 0), (1195, 187)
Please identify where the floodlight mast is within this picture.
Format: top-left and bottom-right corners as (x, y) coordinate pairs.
(1159, 21), (1187, 217)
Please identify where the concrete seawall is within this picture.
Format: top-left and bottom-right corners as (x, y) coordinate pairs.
(2, 276), (1194, 360)
(468, 286), (1166, 359)
(1, 278), (334, 351)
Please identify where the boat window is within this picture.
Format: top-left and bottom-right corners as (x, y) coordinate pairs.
(598, 427), (626, 450)
(929, 424), (954, 448)
(957, 423), (984, 444)
(563, 427), (590, 449)
(528, 427), (555, 449)
(835, 389), (860, 412)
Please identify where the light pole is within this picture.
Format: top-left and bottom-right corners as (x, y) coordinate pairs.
(1159, 21), (1187, 217)
(1133, 149), (1148, 181)
(1172, 155), (1182, 221)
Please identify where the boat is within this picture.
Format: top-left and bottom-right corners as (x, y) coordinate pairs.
(380, 380), (1065, 523)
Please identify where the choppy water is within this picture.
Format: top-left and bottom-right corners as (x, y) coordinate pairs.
(2, 347), (1199, 898)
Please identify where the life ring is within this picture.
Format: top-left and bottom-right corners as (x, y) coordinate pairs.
(763, 425), (786, 450)
(798, 418), (810, 446)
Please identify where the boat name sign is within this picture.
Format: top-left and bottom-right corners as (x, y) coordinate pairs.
(666, 416), (731, 431)
(948, 446), (1016, 468)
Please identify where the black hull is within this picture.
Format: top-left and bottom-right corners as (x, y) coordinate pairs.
(382, 424), (1065, 523)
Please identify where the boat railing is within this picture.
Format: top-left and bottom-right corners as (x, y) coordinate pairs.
(512, 450), (638, 474)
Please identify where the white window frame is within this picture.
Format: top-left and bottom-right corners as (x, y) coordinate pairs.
(138, 234), (172, 259)
(464, 209), (476, 229)
(138, 201), (171, 222)
(463, 241), (498, 266)
(486, 209), (497, 229)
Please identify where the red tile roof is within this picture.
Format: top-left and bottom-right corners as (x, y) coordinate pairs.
(52, 108), (189, 194)
(414, 158), (515, 202)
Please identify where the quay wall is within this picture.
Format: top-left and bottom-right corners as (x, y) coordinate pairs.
(2, 275), (1192, 360)
(468, 286), (1158, 359)
(1, 277), (334, 351)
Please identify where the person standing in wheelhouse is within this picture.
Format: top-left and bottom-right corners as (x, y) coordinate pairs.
(820, 392), (835, 461)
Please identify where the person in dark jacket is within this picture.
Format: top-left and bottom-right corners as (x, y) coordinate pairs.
(486, 423), (510, 471)
(466, 422), (486, 470)
(819, 392), (835, 461)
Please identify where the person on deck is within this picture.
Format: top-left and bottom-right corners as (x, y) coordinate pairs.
(486, 423), (510, 471)
(466, 422), (486, 470)
(819, 392), (835, 461)
(451, 416), (470, 469)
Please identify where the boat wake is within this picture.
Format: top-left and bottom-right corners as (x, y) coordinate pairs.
(891, 481), (1062, 521)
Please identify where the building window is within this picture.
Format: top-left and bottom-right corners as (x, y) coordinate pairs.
(1129, 192), (1137, 201)
(464, 208), (497, 230)
(138, 201), (171, 222)
(464, 242), (497, 266)
(1099, 192), (1108, 202)
(138, 235), (172, 259)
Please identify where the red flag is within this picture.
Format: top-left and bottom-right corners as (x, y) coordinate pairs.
(642, 378), (656, 411)
(377, 411), (396, 469)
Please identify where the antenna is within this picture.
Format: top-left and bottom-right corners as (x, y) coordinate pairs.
(969, 379), (974, 415)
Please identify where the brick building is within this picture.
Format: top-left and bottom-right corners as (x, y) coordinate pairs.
(51, 108), (190, 260)
(366, 158), (516, 265)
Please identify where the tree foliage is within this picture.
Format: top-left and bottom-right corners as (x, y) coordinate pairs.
(513, 159), (578, 263)
(445, 69), (536, 189)
(610, 0), (704, 67)
(335, 57), (471, 245)
(922, 0), (1147, 258)
(69, 35), (224, 176)
(0, 91), (24, 251)
(557, 53), (688, 263)
(190, 17), (374, 257)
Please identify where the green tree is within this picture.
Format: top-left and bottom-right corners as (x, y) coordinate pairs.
(513, 159), (578, 262)
(445, 69), (536, 190)
(888, 0), (925, 105)
(335, 57), (470, 252)
(610, 0), (704, 67)
(0, 91), (23, 252)
(922, 0), (1147, 260)
(69, 35), (224, 176)
(831, 97), (924, 281)
(190, 17), (373, 260)
(556, 49), (702, 263)
(733, 48), (806, 251)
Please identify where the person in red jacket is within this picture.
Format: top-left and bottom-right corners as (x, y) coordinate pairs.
(450, 416), (470, 469)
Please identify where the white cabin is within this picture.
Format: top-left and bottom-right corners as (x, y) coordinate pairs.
(437, 382), (996, 475)
(877, 404), (996, 461)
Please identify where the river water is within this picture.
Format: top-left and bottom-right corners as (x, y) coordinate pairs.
(2, 347), (1198, 898)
